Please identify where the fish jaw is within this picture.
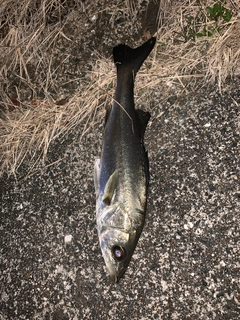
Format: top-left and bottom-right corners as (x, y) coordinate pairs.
(97, 202), (145, 281)
(98, 227), (131, 281)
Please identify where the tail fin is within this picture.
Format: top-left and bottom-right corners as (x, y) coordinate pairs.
(113, 37), (156, 75)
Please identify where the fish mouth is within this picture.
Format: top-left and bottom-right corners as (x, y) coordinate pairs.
(99, 226), (142, 281)
(103, 244), (129, 281)
(108, 274), (120, 284)
(108, 266), (127, 283)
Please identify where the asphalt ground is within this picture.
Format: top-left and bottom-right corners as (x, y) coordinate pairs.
(1, 77), (240, 319)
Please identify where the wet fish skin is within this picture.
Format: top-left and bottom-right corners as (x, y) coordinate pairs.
(95, 37), (156, 282)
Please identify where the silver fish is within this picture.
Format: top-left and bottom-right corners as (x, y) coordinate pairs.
(94, 37), (156, 282)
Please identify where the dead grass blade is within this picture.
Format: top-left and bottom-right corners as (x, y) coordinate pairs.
(0, 0), (240, 177)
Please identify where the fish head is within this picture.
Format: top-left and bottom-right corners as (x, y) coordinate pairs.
(97, 204), (144, 282)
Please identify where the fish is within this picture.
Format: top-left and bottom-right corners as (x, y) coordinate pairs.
(94, 37), (156, 282)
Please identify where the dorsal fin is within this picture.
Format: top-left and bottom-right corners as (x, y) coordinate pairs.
(136, 109), (150, 135)
(104, 104), (112, 126)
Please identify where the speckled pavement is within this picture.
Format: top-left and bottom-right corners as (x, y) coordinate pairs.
(1, 80), (240, 319)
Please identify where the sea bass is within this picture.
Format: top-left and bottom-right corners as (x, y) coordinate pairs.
(94, 37), (156, 282)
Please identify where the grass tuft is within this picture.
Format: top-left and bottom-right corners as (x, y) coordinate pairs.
(0, 0), (239, 177)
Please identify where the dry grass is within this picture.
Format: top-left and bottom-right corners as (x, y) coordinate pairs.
(0, 0), (239, 177)
(152, 0), (240, 87)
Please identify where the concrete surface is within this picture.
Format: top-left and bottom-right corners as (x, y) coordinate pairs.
(1, 78), (240, 319)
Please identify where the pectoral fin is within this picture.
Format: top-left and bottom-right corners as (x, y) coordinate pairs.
(94, 159), (100, 197)
(102, 170), (118, 205)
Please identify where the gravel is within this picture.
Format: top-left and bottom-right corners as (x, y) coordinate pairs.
(1, 78), (240, 319)
(1, 1), (240, 318)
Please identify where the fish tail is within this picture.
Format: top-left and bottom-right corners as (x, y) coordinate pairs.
(113, 37), (156, 75)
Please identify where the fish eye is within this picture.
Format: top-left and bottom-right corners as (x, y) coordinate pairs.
(112, 245), (126, 261)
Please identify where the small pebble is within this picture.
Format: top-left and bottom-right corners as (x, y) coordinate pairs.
(64, 235), (73, 244)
